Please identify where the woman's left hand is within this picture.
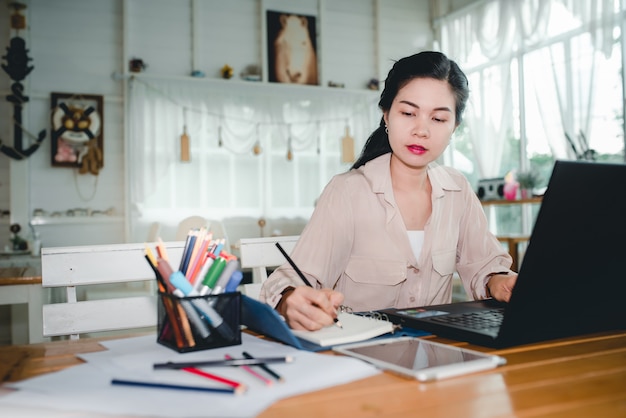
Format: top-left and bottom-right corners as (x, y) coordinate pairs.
(487, 273), (518, 302)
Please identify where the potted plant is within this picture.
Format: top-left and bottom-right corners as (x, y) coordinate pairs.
(516, 170), (541, 199)
(9, 223), (28, 251)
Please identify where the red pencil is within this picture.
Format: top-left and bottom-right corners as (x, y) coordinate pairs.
(182, 367), (247, 394)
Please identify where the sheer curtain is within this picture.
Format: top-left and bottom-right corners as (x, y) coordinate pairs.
(127, 76), (378, 239)
(436, 0), (619, 177)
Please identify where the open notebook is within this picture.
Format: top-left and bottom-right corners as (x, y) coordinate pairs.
(241, 295), (421, 351)
(291, 311), (395, 347)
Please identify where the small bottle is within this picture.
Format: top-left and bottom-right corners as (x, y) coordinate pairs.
(31, 231), (41, 256)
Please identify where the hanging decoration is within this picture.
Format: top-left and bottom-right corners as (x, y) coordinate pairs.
(341, 124), (355, 163)
(50, 92), (104, 175)
(316, 121), (321, 154)
(180, 108), (190, 162)
(252, 124), (262, 155)
(129, 77), (378, 160)
(0, 1), (46, 160)
(286, 127), (293, 161)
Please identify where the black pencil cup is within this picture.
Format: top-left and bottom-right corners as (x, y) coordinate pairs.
(157, 291), (241, 353)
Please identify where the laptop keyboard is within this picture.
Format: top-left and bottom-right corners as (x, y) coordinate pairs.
(430, 309), (504, 332)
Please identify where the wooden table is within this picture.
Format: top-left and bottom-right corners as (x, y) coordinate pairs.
(0, 275), (45, 344)
(1, 330), (625, 417)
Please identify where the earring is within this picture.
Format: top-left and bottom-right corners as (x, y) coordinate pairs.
(385, 125), (388, 134)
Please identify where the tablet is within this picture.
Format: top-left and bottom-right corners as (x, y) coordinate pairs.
(333, 336), (506, 381)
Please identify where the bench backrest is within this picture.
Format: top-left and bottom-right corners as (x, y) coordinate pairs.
(238, 235), (298, 299)
(41, 241), (184, 339)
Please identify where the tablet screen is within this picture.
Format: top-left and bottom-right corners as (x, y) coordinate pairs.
(336, 337), (501, 374)
(346, 338), (484, 369)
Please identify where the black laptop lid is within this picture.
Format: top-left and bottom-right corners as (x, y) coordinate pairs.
(497, 160), (626, 346)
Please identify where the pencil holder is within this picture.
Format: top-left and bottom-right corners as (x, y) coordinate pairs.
(157, 291), (241, 353)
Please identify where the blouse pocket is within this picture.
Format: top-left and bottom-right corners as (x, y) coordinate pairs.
(342, 257), (406, 310)
(432, 249), (457, 277)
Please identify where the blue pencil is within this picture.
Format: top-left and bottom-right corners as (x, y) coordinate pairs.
(179, 232), (197, 273)
(111, 378), (238, 394)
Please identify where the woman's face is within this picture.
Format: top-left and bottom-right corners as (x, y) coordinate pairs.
(383, 77), (457, 170)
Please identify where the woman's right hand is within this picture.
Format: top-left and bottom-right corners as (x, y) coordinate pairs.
(276, 286), (344, 331)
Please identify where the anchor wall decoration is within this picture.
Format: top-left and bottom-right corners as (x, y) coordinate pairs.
(0, 2), (46, 160)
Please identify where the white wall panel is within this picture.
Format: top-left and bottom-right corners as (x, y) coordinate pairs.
(378, 0), (432, 74)
(126, 0), (191, 76)
(322, 0), (376, 89)
(0, 0), (433, 249)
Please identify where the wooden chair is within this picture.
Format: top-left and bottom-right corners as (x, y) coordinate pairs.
(41, 241), (184, 340)
(238, 235), (299, 299)
(496, 235), (530, 271)
(175, 216), (210, 240)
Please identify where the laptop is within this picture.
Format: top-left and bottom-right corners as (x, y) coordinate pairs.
(380, 160), (626, 348)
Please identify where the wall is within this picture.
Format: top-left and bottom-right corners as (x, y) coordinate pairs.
(0, 0), (433, 250)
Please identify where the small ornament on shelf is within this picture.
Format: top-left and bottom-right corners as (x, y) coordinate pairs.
(221, 64), (234, 79)
(240, 65), (261, 81)
(129, 58), (147, 73)
(9, 223), (28, 251)
(516, 170), (541, 199)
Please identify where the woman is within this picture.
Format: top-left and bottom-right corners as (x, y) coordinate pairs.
(260, 51), (517, 331)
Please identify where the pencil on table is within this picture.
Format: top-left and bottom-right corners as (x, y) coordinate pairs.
(111, 378), (239, 395)
(242, 351), (283, 382)
(225, 354), (273, 386)
(182, 367), (247, 394)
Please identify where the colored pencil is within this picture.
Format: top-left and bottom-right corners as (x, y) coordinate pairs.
(243, 351), (283, 382)
(153, 356), (294, 370)
(111, 378), (238, 394)
(225, 354), (272, 386)
(182, 367), (247, 394)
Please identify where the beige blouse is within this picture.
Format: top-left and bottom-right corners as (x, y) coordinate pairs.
(260, 153), (513, 312)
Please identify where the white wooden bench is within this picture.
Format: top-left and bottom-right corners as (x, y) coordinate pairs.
(238, 235), (299, 299)
(41, 242), (184, 340)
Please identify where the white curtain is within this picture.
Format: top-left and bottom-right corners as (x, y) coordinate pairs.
(463, 63), (514, 178)
(127, 76), (379, 235)
(437, 0), (619, 176)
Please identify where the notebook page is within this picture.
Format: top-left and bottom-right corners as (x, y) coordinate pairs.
(291, 312), (395, 347)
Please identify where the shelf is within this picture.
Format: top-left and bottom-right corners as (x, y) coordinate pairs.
(481, 197), (543, 206)
(127, 72), (380, 101)
(30, 216), (125, 226)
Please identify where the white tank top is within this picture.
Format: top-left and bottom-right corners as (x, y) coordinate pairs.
(407, 230), (425, 261)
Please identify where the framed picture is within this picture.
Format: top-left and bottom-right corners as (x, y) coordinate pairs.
(266, 10), (319, 85)
(50, 92), (104, 174)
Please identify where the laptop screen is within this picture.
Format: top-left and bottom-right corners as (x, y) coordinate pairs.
(497, 160), (626, 345)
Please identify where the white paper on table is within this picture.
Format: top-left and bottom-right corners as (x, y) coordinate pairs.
(0, 333), (380, 418)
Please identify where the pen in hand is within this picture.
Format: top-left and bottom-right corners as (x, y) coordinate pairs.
(275, 242), (343, 329)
